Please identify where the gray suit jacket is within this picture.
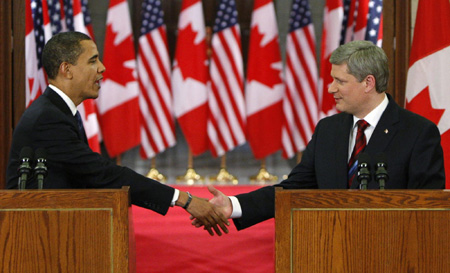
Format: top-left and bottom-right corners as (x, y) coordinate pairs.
(234, 94), (445, 230)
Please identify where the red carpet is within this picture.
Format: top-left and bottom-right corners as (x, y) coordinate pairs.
(133, 185), (274, 273)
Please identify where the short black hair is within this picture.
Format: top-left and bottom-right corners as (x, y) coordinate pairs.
(42, 31), (92, 80)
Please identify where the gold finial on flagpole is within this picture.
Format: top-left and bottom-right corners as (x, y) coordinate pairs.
(250, 158), (278, 185)
(146, 157), (166, 183)
(176, 149), (204, 185)
(210, 155), (238, 185)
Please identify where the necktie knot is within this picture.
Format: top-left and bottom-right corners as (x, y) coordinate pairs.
(356, 119), (369, 132)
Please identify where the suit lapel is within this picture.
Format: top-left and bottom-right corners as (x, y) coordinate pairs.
(365, 94), (399, 156)
(44, 87), (88, 143)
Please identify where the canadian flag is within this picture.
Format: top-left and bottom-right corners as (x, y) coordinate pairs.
(71, 0), (102, 153)
(172, 0), (209, 156)
(405, 0), (450, 188)
(245, 0), (284, 159)
(318, 0), (343, 119)
(96, 0), (141, 157)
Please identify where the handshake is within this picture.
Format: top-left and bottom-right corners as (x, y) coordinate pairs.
(186, 185), (233, 237)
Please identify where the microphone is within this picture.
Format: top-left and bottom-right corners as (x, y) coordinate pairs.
(34, 148), (48, 190)
(357, 152), (371, 190)
(374, 153), (389, 190)
(17, 147), (34, 190)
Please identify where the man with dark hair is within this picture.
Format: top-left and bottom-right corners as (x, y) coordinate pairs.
(6, 31), (229, 236)
(198, 40), (445, 231)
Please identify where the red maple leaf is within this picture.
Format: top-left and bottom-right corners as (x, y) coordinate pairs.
(405, 87), (444, 125)
(175, 24), (208, 84)
(246, 26), (283, 88)
(102, 24), (136, 87)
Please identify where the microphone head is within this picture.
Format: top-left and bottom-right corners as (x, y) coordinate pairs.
(35, 148), (47, 160)
(19, 146), (34, 161)
(374, 152), (387, 169)
(357, 152), (371, 168)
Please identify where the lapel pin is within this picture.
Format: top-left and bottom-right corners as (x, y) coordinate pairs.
(384, 129), (389, 134)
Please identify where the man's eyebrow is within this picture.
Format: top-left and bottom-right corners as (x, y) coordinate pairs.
(88, 54), (99, 61)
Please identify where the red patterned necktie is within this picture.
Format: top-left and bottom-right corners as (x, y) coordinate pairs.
(348, 119), (370, 186)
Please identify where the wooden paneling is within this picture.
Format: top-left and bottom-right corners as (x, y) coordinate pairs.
(275, 190), (450, 273)
(0, 0), (12, 189)
(0, 187), (134, 273)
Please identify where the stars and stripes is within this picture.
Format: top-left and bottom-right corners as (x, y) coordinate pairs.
(282, 0), (318, 159)
(208, 0), (246, 157)
(137, 0), (176, 159)
(365, 0), (383, 45)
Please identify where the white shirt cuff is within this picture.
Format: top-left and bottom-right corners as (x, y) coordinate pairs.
(171, 189), (180, 206)
(229, 196), (242, 218)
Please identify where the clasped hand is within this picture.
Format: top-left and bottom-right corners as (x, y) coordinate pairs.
(189, 185), (233, 236)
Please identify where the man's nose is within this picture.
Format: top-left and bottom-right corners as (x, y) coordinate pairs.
(328, 81), (337, 93)
(98, 61), (106, 73)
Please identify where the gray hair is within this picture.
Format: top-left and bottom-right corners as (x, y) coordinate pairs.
(330, 40), (389, 93)
(42, 31), (92, 80)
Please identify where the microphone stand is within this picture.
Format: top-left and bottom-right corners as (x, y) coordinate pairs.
(358, 162), (370, 190)
(375, 163), (388, 190)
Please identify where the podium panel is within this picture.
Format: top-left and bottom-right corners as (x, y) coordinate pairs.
(275, 190), (450, 273)
(0, 187), (135, 273)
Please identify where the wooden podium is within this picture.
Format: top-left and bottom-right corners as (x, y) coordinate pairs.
(275, 189), (450, 273)
(0, 187), (135, 273)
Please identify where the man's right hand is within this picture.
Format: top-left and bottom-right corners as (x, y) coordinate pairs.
(191, 185), (233, 230)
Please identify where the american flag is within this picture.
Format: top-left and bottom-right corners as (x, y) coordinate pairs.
(282, 0), (318, 159)
(365, 0), (383, 45)
(47, 0), (64, 34)
(62, 0), (75, 30)
(137, 0), (176, 159)
(81, 0), (95, 39)
(341, 0), (383, 45)
(208, 0), (246, 157)
(26, 0), (49, 107)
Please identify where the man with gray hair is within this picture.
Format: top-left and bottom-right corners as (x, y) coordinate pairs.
(198, 40), (445, 231)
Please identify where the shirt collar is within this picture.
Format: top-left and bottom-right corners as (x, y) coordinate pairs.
(49, 84), (78, 116)
(352, 93), (389, 128)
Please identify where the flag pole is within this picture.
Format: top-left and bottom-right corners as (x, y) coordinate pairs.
(146, 157), (166, 183)
(176, 149), (204, 185)
(209, 154), (238, 185)
(250, 157), (278, 185)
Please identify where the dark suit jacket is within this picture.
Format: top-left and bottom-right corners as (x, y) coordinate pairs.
(6, 87), (174, 215)
(234, 94), (445, 230)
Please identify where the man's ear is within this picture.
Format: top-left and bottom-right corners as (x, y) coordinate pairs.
(364, 75), (376, 92)
(59, 62), (72, 79)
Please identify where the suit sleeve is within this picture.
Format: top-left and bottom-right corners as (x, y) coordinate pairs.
(407, 121), (445, 189)
(28, 107), (174, 215)
(233, 121), (322, 230)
